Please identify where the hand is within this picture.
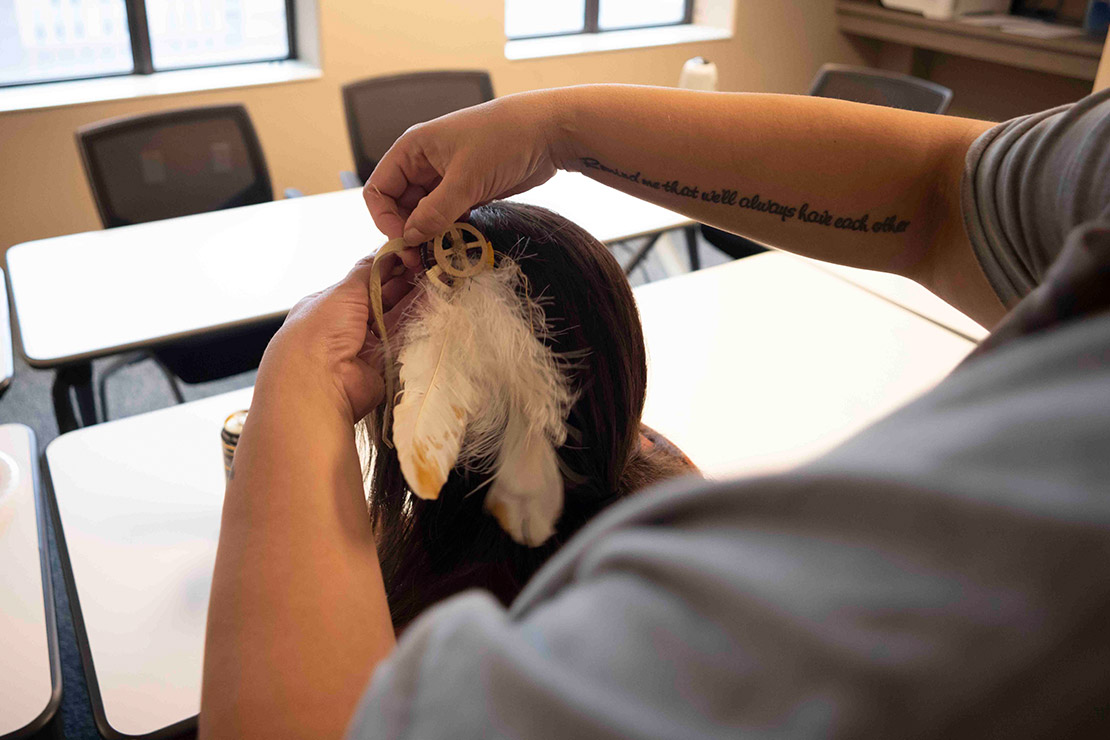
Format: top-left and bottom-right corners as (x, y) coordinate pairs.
(363, 91), (564, 245)
(259, 250), (418, 423)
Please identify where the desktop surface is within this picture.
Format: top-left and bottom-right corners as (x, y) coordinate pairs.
(6, 173), (690, 367)
(0, 423), (60, 737)
(46, 252), (972, 738)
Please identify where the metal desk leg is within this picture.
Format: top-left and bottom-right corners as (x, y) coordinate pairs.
(622, 233), (663, 277)
(684, 225), (701, 272)
(52, 363), (96, 433)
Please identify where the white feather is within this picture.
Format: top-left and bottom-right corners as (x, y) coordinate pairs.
(392, 285), (481, 500)
(484, 413), (563, 546)
(392, 255), (574, 544)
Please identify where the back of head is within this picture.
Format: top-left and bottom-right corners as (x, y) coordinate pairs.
(366, 201), (697, 629)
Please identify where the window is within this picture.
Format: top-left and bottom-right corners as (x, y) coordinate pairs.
(0, 0), (294, 87)
(505, 0), (693, 40)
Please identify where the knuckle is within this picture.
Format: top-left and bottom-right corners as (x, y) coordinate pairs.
(401, 120), (429, 139)
(415, 201), (452, 233)
(293, 292), (320, 311)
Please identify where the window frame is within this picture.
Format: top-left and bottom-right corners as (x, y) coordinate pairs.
(0, 0), (298, 89)
(506, 0), (695, 42)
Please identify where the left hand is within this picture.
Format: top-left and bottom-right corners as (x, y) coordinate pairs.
(260, 250), (419, 423)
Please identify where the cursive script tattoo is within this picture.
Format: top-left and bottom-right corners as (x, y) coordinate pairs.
(579, 157), (910, 235)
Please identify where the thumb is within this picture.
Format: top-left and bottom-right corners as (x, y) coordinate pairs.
(342, 356), (386, 421)
(402, 170), (475, 245)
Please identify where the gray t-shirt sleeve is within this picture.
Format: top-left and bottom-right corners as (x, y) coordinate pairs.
(962, 87), (1110, 306)
(349, 306), (1110, 739)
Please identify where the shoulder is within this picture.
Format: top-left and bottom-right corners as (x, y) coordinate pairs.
(962, 88), (1110, 305)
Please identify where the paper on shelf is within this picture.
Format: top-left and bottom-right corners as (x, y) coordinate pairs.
(957, 13), (1084, 38)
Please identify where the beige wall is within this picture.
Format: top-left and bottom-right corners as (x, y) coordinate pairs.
(0, 0), (863, 254)
(921, 54), (1094, 121)
(860, 38), (1096, 122)
(4, 1), (1104, 255)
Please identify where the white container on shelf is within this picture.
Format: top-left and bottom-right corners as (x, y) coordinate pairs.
(679, 57), (718, 91)
(879, 0), (1009, 21)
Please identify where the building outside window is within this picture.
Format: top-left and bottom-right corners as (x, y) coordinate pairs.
(0, 0), (293, 87)
(505, 0), (693, 40)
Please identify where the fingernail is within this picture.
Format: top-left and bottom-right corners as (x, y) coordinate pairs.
(403, 228), (421, 245)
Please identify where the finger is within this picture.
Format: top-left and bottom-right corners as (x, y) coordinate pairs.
(396, 182), (432, 215)
(342, 254), (377, 287)
(363, 181), (406, 241)
(374, 247), (423, 272)
(398, 248), (423, 269)
(403, 169), (476, 246)
(376, 285), (421, 339)
(322, 254), (383, 312)
(365, 247), (421, 289)
(342, 356), (386, 421)
(381, 269), (418, 311)
(365, 142), (443, 239)
(371, 249), (401, 278)
(386, 283), (420, 321)
(366, 281), (421, 343)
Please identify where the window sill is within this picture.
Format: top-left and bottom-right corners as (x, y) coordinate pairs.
(0, 60), (321, 115)
(505, 24), (732, 61)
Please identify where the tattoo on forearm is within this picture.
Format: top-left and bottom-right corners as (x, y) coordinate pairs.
(580, 157), (910, 235)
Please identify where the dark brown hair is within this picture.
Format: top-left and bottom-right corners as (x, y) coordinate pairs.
(364, 201), (697, 630)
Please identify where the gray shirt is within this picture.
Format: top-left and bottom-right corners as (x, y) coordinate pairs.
(349, 91), (1110, 739)
(962, 87), (1110, 306)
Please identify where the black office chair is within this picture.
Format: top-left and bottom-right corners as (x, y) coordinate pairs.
(76, 104), (287, 421)
(809, 63), (953, 114)
(701, 64), (953, 261)
(339, 70), (495, 189)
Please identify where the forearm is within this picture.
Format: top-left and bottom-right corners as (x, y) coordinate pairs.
(545, 85), (1004, 325)
(200, 363), (393, 739)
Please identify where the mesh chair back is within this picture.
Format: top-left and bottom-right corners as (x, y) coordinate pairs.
(343, 71), (494, 182)
(809, 64), (953, 115)
(77, 105), (273, 228)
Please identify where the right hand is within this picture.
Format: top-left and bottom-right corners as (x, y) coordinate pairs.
(363, 92), (564, 245)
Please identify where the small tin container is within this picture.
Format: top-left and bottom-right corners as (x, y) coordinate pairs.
(221, 409), (249, 482)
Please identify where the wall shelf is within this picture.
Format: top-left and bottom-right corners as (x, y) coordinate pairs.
(835, 1), (1104, 80)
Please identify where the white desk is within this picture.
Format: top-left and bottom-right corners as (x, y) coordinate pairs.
(637, 254), (975, 477)
(802, 258), (990, 342)
(7, 172), (690, 368)
(48, 387), (252, 739)
(0, 424), (61, 738)
(8, 172), (690, 433)
(1, 268), (12, 396)
(46, 253), (973, 738)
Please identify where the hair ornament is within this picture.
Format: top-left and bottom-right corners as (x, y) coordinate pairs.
(369, 223), (573, 546)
